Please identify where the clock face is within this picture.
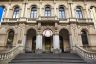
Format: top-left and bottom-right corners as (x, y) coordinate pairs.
(43, 29), (53, 37)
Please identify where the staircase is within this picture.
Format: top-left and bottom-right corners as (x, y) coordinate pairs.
(9, 53), (87, 64)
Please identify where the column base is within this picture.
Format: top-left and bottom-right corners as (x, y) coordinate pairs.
(53, 49), (61, 54)
(35, 49), (43, 54)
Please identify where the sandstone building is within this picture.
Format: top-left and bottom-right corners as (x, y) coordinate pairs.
(0, 0), (96, 55)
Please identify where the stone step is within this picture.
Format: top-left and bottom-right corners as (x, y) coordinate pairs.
(10, 59), (85, 63)
(9, 53), (87, 64)
(15, 53), (80, 58)
(9, 62), (87, 64)
(13, 57), (82, 60)
(18, 53), (78, 56)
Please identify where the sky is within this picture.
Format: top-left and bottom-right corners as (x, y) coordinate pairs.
(0, 7), (3, 22)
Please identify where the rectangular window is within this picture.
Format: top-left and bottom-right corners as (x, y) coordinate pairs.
(31, 11), (37, 18)
(13, 12), (19, 18)
(45, 11), (51, 16)
(59, 11), (65, 19)
(76, 11), (83, 19)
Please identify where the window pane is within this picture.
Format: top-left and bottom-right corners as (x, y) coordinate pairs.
(45, 6), (51, 16)
(31, 11), (37, 18)
(31, 6), (37, 18)
(0, 6), (4, 22)
(76, 7), (83, 18)
(59, 6), (65, 19)
(13, 7), (19, 18)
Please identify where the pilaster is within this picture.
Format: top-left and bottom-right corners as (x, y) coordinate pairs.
(35, 31), (43, 54)
(70, 23), (78, 52)
(53, 32), (61, 53)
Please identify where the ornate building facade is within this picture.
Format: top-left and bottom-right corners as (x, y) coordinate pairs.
(0, 0), (96, 54)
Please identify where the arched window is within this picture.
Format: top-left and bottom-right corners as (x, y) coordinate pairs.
(45, 5), (51, 16)
(13, 6), (20, 18)
(76, 6), (83, 19)
(81, 30), (89, 47)
(6, 29), (14, 48)
(31, 5), (37, 18)
(0, 6), (5, 22)
(90, 6), (96, 19)
(59, 5), (65, 19)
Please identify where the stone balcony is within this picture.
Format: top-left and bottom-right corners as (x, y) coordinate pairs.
(37, 16), (59, 23)
(3, 18), (20, 22)
(1, 17), (94, 24)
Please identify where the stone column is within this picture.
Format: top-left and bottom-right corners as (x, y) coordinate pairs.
(22, 34), (26, 47)
(21, 34), (26, 53)
(53, 34), (61, 53)
(36, 34), (42, 54)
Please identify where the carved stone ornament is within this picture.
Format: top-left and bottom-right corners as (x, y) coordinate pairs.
(43, 29), (53, 37)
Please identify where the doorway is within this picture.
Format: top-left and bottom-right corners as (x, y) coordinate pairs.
(59, 29), (70, 53)
(25, 29), (36, 53)
(44, 37), (52, 53)
(6, 29), (14, 48)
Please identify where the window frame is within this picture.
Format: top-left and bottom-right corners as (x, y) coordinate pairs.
(0, 6), (5, 22)
(76, 6), (83, 19)
(59, 6), (65, 19)
(44, 5), (51, 16)
(30, 5), (37, 18)
(13, 6), (20, 18)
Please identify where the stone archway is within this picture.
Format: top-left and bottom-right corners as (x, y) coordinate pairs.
(25, 29), (36, 53)
(6, 29), (14, 48)
(59, 29), (70, 53)
(81, 29), (89, 47)
(42, 29), (53, 53)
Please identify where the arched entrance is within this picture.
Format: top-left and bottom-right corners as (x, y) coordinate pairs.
(59, 29), (70, 53)
(25, 29), (36, 53)
(81, 29), (89, 47)
(43, 29), (53, 53)
(6, 29), (14, 48)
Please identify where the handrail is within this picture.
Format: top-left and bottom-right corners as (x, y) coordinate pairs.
(0, 45), (23, 61)
(75, 45), (96, 63)
(76, 45), (96, 54)
(2, 18), (20, 22)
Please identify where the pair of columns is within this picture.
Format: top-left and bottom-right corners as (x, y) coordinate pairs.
(36, 34), (60, 54)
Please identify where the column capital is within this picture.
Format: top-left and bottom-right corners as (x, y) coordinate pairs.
(54, 31), (59, 35)
(36, 31), (42, 35)
(37, 22), (41, 30)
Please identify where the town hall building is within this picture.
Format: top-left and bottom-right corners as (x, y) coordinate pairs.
(0, 0), (96, 64)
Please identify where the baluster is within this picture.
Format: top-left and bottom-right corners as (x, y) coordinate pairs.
(4, 54), (7, 59)
(3, 54), (5, 60)
(1, 54), (3, 60)
(91, 54), (93, 59)
(0, 54), (1, 59)
(93, 54), (96, 60)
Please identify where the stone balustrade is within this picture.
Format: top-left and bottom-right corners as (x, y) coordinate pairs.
(75, 45), (96, 64)
(76, 18), (93, 23)
(2, 17), (94, 24)
(0, 45), (23, 64)
(3, 18), (20, 22)
(38, 16), (57, 21)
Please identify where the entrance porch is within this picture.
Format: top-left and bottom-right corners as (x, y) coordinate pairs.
(25, 28), (71, 53)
